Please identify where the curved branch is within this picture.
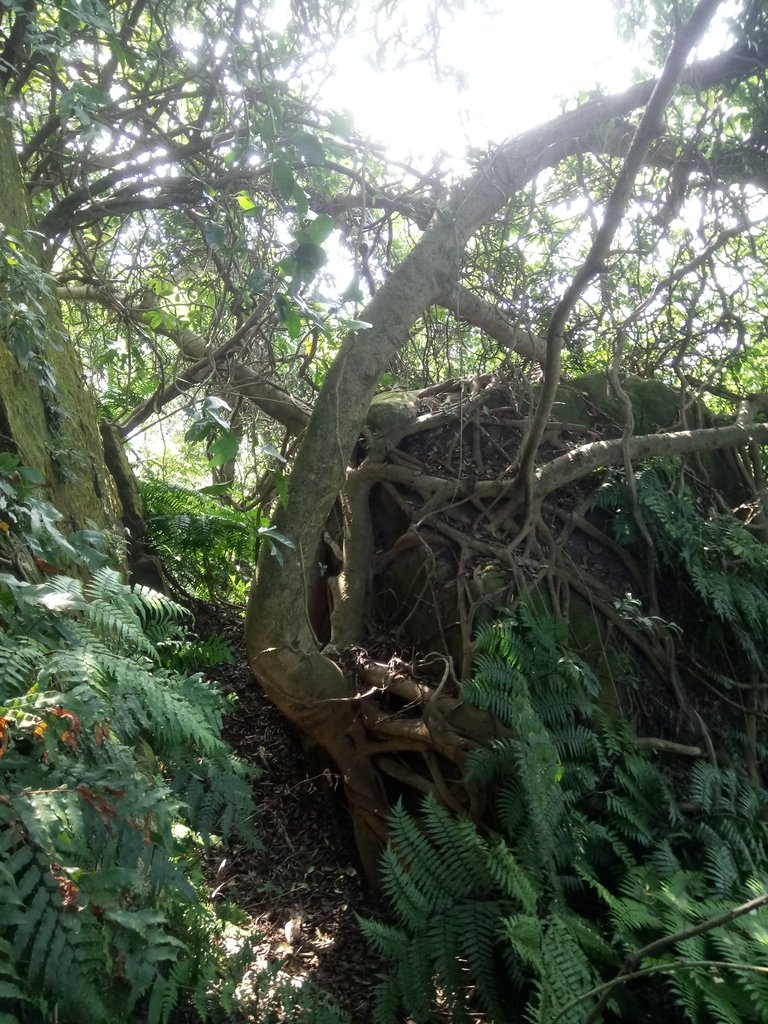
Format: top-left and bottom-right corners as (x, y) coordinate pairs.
(57, 284), (208, 360)
(58, 283), (312, 436)
(122, 358), (310, 437)
(434, 286), (546, 363)
(248, 31), (768, 661)
(515, 0), (726, 501)
(534, 422), (768, 500)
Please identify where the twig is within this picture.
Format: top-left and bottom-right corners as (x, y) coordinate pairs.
(553, 957), (768, 1024)
(514, 0), (726, 514)
(574, 890), (768, 1024)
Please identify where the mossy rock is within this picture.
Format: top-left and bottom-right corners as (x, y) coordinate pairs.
(367, 391), (421, 442)
(549, 373), (690, 434)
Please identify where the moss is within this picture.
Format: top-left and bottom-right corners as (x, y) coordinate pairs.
(0, 114), (121, 533)
(367, 390), (421, 441)
(549, 372), (685, 433)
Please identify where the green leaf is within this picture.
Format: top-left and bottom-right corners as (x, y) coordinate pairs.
(207, 430), (239, 468)
(303, 214), (334, 244)
(142, 310), (164, 329)
(0, 981), (31, 1000)
(8, 322), (35, 367)
(274, 293), (294, 325)
(282, 308), (302, 339)
(293, 187), (309, 218)
(201, 395), (231, 430)
(258, 526), (295, 561)
(272, 159), (295, 201)
(235, 192), (257, 210)
(274, 469), (289, 509)
(259, 443), (286, 464)
(339, 317), (373, 331)
(149, 278), (174, 298)
(258, 527), (293, 545)
(105, 908), (168, 934)
(198, 483), (233, 495)
(293, 242), (326, 277)
(276, 255), (297, 278)
(184, 419), (212, 444)
(203, 221), (227, 250)
(246, 268), (269, 294)
(294, 132), (324, 165)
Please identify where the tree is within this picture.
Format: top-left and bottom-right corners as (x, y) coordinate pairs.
(247, 0), (768, 876)
(0, 117), (121, 537)
(2, 0), (768, 882)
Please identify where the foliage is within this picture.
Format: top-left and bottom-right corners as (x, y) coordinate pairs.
(0, 451), (113, 572)
(5, 0), (768, 1019)
(361, 608), (768, 1023)
(139, 477), (275, 602)
(0, 549), (260, 1022)
(596, 461), (768, 670)
(0, 230), (60, 381)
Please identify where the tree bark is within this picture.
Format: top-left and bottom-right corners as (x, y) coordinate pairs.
(0, 115), (121, 535)
(247, 32), (768, 662)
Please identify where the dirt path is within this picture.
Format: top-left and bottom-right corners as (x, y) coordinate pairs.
(196, 603), (382, 1021)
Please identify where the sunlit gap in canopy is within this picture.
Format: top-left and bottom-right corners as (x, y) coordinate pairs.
(266, 0), (745, 170)
(310, 0), (637, 166)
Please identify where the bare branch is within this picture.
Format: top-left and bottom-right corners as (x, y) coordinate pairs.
(514, 0), (727, 502)
(434, 286), (546, 363)
(58, 284), (311, 435)
(534, 422), (768, 500)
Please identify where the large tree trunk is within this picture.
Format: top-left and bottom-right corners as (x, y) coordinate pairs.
(0, 116), (121, 536)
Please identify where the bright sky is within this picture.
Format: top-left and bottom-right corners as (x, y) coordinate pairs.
(317, 0), (642, 164)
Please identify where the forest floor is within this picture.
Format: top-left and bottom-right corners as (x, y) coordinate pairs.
(191, 601), (382, 1022)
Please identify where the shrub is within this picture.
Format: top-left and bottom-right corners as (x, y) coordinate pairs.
(361, 608), (768, 1023)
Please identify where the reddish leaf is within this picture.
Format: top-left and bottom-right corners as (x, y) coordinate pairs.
(94, 720), (110, 746)
(76, 785), (118, 826)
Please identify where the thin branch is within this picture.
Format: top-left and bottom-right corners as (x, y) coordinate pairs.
(534, 421), (768, 500)
(579, 890), (768, 1024)
(556, 958), (768, 1024)
(513, 0), (726, 506)
(434, 286), (546, 363)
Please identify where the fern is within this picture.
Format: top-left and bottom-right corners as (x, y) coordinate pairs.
(0, 565), (259, 1023)
(598, 462), (768, 672)
(366, 608), (768, 1024)
(139, 478), (265, 601)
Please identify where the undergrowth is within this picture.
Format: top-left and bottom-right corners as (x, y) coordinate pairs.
(595, 460), (768, 672)
(0, 563), (261, 1023)
(139, 478), (292, 603)
(0, 455), (350, 1024)
(361, 607), (768, 1023)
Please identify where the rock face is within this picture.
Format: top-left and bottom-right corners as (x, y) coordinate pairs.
(365, 372), (741, 706)
(366, 390), (422, 443)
